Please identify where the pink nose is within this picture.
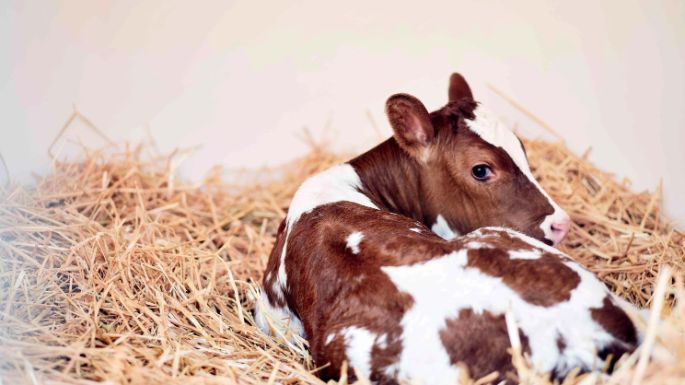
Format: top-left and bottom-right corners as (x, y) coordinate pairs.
(549, 216), (572, 245)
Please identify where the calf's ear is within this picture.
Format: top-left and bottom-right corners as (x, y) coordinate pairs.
(448, 72), (473, 102)
(386, 93), (434, 160)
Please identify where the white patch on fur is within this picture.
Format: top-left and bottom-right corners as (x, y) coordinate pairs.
(271, 279), (284, 301)
(462, 228), (484, 240)
(431, 214), (459, 240)
(325, 333), (336, 345)
(611, 294), (649, 343)
(471, 226), (564, 256)
(465, 106), (570, 243)
(384, 362), (400, 379)
(409, 227), (422, 233)
(346, 231), (364, 254)
(464, 241), (494, 249)
(381, 229), (617, 382)
(380, 251), (467, 384)
(497, 226), (565, 256)
(276, 164), (378, 291)
(254, 290), (305, 344)
(508, 248), (542, 260)
(342, 326), (377, 382)
(376, 333), (388, 349)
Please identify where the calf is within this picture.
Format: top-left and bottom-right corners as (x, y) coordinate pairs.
(254, 74), (636, 383)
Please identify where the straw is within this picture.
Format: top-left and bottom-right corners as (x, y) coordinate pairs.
(1, 129), (683, 384)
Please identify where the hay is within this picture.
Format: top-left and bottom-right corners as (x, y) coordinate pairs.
(0, 136), (683, 385)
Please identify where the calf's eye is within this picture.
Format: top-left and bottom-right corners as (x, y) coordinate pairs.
(471, 164), (493, 181)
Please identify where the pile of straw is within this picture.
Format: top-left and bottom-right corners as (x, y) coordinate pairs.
(1, 135), (683, 385)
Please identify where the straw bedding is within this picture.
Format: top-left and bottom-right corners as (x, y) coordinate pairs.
(1, 135), (684, 385)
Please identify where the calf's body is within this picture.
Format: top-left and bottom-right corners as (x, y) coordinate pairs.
(259, 201), (637, 384)
(254, 74), (638, 383)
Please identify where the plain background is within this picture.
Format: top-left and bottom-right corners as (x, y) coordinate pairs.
(1, 0), (684, 225)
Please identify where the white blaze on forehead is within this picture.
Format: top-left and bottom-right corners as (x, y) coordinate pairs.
(465, 106), (569, 242)
(464, 106), (532, 179)
(431, 214), (459, 240)
(276, 164), (378, 290)
(346, 231), (364, 254)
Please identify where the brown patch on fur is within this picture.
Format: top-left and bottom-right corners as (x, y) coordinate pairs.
(466, 246), (580, 307)
(591, 298), (637, 372)
(440, 309), (530, 384)
(349, 140), (426, 224)
(261, 219), (287, 307)
(591, 296), (638, 371)
(591, 297), (638, 344)
(369, 329), (404, 384)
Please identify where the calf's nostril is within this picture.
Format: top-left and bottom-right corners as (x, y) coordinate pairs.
(546, 215), (572, 245)
(550, 218), (571, 235)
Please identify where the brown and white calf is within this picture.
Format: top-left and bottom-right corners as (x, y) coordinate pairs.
(254, 74), (637, 383)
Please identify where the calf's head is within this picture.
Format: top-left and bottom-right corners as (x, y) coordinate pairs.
(386, 73), (570, 245)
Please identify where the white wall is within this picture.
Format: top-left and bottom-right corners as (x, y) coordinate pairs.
(1, 0), (684, 225)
